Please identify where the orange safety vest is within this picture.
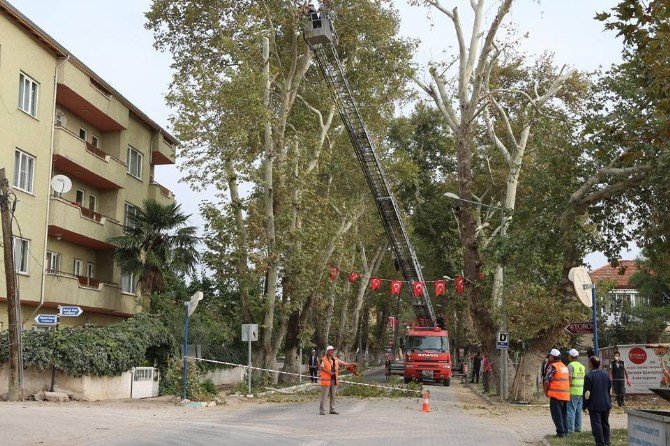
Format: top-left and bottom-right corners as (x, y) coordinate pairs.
(547, 360), (570, 401)
(320, 355), (339, 387)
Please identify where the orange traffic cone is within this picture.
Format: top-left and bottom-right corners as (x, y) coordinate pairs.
(420, 390), (431, 412)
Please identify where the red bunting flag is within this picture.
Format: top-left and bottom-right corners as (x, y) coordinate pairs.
(455, 275), (464, 294)
(329, 267), (339, 281)
(348, 272), (360, 283)
(370, 277), (381, 291)
(434, 280), (446, 296)
(412, 281), (425, 297)
(390, 280), (403, 295)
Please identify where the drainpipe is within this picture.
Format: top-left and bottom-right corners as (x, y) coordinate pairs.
(26, 54), (70, 324)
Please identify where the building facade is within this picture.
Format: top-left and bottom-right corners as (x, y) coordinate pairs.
(589, 260), (648, 325)
(0, 0), (177, 329)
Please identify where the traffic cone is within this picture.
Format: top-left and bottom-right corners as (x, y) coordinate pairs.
(420, 390), (431, 412)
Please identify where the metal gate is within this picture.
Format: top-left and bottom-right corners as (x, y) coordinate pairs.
(131, 367), (160, 399)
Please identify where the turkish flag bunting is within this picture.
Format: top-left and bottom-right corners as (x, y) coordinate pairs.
(434, 280), (446, 296)
(329, 267), (339, 281)
(348, 272), (360, 283)
(370, 278), (381, 291)
(390, 280), (403, 295)
(412, 281), (425, 297)
(455, 275), (464, 294)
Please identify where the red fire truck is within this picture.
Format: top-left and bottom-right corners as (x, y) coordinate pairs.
(403, 326), (452, 386)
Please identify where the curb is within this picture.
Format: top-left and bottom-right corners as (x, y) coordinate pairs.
(463, 382), (494, 404)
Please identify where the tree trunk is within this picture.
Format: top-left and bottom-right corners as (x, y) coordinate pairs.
(281, 309), (301, 383)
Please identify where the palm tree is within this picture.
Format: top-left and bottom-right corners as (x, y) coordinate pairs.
(111, 199), (200, 294)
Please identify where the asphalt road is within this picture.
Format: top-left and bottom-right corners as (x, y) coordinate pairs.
(0, 370), (628, 446)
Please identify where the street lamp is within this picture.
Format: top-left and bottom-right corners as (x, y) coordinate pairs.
(444, 192), (508, 400)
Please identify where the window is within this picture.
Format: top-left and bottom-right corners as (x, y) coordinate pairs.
(75, 189), (84, 206)
(86, 262), (95, 278)
(46, 251), (61, 273)
(124, 202), (139, 227)
(88, 194), (97, 212)
(13, 149), (35, 193)
(18, 72), (39, 116)
(91, 136), (99, 148)
(79, 128), (87, 140)
(13, 237), (29, 274)
(121, 273), (136, 294)
(127, 146), (142, 179)
(73, 259), (83, 276)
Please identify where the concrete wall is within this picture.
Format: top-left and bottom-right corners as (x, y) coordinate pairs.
(205, 367), (246, 386)
(0, 365), (132, 401)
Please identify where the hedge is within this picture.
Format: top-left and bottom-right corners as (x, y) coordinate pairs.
(0, 313), (175, 377)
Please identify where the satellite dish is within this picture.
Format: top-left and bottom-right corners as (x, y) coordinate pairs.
(568, 266), (593, 308)
(50, 175), (72, 194)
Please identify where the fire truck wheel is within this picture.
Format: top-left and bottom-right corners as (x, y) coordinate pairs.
(443, 378), (450, 387)
(404, 377), (412, 384)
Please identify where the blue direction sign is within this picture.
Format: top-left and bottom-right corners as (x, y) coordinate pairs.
(58, 306), (83, 317)
(35, 314), (58, 326)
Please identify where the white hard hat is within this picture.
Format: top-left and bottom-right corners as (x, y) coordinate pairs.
(568, 349), (579, 358)
(326, 345), (335, 351)
(549, 348), (561, 357)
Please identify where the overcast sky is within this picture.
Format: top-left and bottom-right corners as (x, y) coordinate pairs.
(8, 0), (634, 268)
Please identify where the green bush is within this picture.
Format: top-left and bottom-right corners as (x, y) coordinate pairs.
(161, 357), (217, 401)
(0, 313), (175, 377)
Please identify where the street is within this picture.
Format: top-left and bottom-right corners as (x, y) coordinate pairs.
(0, 379), (627, 446)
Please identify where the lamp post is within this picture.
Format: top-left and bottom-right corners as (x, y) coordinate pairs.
(444, 192), (508, 400)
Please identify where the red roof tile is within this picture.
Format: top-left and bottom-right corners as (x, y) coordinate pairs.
(589, 260), (639, 289)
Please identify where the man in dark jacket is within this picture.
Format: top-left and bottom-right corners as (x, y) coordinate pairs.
(583, 356), (612, 446)
(471, 352), (482, 383)
(308, 349), (319, 383)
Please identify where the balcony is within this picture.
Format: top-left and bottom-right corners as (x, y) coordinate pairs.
(48, 197), (123, 250)
(151, 133), (176, 165)
(149, 179), (175, 206)
(44, 272), (143, 317)
(56, 63), (128, 131)
(53, 126), (126, 190)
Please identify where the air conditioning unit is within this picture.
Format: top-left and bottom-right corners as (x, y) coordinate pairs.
(55, 109), (67, 126)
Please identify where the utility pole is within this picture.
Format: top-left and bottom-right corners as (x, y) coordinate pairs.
(0, 168), (20, 401)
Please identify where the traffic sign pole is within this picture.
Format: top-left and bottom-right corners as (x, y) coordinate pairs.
(592, 285), (599, 357)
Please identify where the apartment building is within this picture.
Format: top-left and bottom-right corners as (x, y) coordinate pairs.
(590, 260), (648, 325)
(0, 0), (177, 328)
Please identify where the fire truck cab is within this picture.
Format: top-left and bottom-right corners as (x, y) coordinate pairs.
(403, 326), (452, 386)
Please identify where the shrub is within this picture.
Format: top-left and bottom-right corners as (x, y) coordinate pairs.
(161, 357), (217, 401)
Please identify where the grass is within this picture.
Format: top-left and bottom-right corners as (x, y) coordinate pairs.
(545, 429), (627, 445)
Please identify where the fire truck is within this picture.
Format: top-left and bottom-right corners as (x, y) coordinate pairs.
(303, 4), (452, 385)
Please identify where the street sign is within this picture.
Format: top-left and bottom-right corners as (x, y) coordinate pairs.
(35, 314), (58, 326)
(565, 321), (594, 334)
(58, 306), (83, 317)
(496, 332), (509, 349)
(241, 324), (259, 342)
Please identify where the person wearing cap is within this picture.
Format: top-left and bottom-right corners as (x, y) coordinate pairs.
(583, 355), (612, 446)
(543, 348), (570, 438)
(308, 349), (319, 383)
(319, 345), (354, 415)
(566, 349), (585, 433)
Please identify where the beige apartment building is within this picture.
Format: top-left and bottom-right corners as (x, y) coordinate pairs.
(0, 0), (177, 329)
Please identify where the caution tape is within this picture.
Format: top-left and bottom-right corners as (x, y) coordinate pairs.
(192, 357), (422, 395)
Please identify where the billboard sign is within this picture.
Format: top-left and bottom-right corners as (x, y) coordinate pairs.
(601, 344), (670, 394)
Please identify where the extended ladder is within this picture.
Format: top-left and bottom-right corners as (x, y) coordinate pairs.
(303, 9), (436, 326)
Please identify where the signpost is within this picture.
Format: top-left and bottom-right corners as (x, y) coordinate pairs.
(34, 314), (58, 326)
(496, 332), (509, 349)
(58, 306), (83, 317)
(565, 321), (594, 335)
(182, 292), (204, 401)
(241, 324), (258, 395)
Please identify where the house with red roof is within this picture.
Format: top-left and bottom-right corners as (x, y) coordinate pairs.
(589, 260), (649, 325)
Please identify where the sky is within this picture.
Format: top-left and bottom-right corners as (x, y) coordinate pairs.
(6, 0), (636, 269)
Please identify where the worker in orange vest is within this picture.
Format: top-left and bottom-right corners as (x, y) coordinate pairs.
(319, 345), (354, 415)
(543, 348), (570, 438)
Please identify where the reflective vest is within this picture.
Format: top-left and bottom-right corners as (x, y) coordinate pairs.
(547, 361), (570, 401)
(320, 355), (339, 387)
(569, 361), (586, 396)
